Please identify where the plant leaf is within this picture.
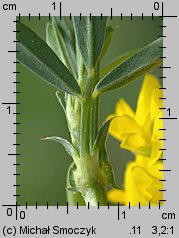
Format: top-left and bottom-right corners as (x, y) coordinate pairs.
(93, 118), (119, 189)
(93, 118), (113, 152)
(102, 162), (120, 189)
(66, 162), (78, 192)
(100, 25), (117, 59)
(56, 91), (66, 113)
(73, 16), (107, 69)
(16, 22), (81, 96)
(94, 38), (163, 95)
(41, 136), (79, 159)
(46, 17), (77, 78)
(100, 49), (138, 77)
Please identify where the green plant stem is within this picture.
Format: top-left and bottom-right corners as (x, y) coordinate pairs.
(76, 158), (108, 206)
(91, 62), (100, 149)
(80, 69), (93, 158)
(78, 68), (108, 206)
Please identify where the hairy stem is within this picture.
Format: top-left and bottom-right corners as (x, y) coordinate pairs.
(91, 62), (100, 149)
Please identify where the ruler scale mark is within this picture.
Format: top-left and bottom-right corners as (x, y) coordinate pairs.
(160, 117), (177, 120)
(67, 202), (69, 214)
(60, 1), (62, 20)
(117, 202), (120, 220)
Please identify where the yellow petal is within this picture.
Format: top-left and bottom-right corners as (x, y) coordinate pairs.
(109, 115), (148, 142)
(147, 162), (163, 180)
(115, 98), (135, 117)
(124, 162), (150, 205)
(107, 189), (126, 204)
(136, 74), (160, 126)
(121, 133), (151, 156)
(120, 160), (163, 206)
(150, 88), (163, 123)
(150, 111), (163, 165)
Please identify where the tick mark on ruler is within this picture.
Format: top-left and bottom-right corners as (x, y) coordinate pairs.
(8, 153), (20, 156)
(159, 169), (171, 172)
(159, 66), (171, 69)
(159, 117), (178, 120)
(67, 202), (69, 214)
(110, 8), (113, 20)
(2, 102), (20, 105)
(8, 50), (20, 53)
(117, 202), (120, 220)
(60, 1), (62, 20)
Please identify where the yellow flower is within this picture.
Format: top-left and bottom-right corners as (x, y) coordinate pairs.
(108, 74), (164, 206)
(108, 74), (163, 165)
(108, 156), (163, 206)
